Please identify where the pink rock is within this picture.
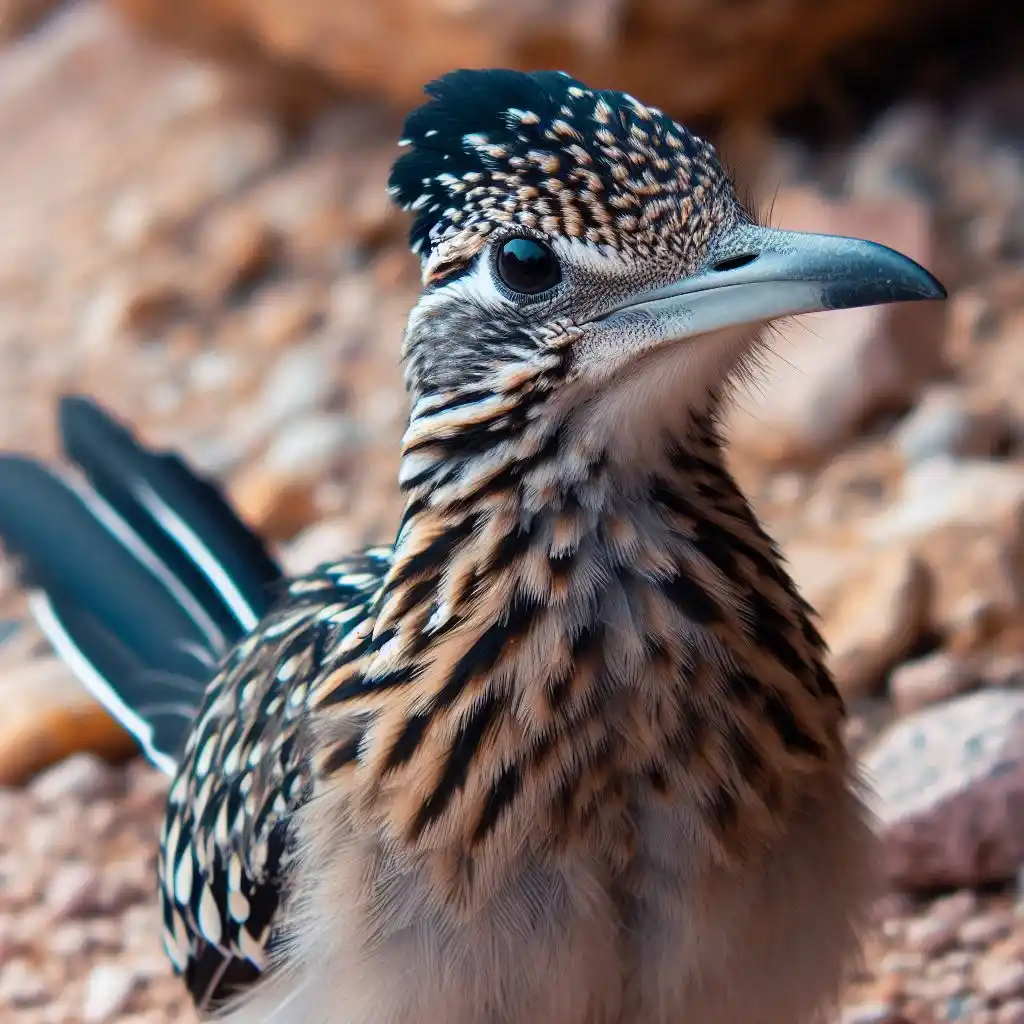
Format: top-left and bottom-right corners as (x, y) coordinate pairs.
(959, 910), (1013, 948)
(889, 651), (977, 715)
(45, 861), (102, 920)
(903, 914), (958, 956)
(997, 999), (1024, 1024)
(863, 690), (1024, 889)
(978, 957), (1024, 1002)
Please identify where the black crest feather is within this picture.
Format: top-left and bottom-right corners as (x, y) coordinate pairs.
(387, 68), (721, 260)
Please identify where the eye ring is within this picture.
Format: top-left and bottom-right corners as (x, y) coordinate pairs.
(495, 237), (562, 296)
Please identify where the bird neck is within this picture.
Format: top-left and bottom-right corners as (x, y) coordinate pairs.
(320, 395), (847, 907)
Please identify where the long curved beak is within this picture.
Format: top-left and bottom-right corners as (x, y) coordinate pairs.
(596, 223), (946, 342)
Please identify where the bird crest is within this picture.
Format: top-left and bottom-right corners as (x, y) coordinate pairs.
(387, 69), (733, 271)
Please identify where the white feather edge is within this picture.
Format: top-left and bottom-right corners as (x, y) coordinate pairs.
(59, 467), (228, 653)
(27, 590), (178, 776)
(135, 481), (260, 633)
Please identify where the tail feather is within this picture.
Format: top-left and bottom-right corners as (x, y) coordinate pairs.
(27, 592), (188, 775)
(59, 396), (282, 634)
(0, 398), (285, 772)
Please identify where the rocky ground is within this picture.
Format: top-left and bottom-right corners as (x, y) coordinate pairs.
(0, 3), (1023, 1023)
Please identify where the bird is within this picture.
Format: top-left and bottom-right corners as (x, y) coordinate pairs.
(0, 68), (945, 1024)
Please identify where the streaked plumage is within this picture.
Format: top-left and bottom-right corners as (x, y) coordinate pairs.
(0, 69), (946, 1023)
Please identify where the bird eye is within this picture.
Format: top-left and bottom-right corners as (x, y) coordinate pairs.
(496, 238), (561, 295)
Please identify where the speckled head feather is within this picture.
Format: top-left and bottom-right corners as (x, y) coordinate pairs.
(387, 69), (739, 272)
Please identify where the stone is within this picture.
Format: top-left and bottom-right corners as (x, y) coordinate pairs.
(200, 207), (280, 298)
(283, 516), (361, 576)
(246, 280), (323, 348)
(28, 752), (122, 805)
(892, 386), (1011, 465)
(85, 800), (121, 841)
(944, 286), (997, 369)
(997, 999), (1024, 1024)
(889, 651), (977, 715)
(867, 459), (1024, 545)
(186, 349), (246, 395)
(0, 658), (137, 785)
(104, 189), (169, 252)
(80, 918), (125, 955)
(262, 411), (357, 476)
(959, 910), (1013, 948)
(840, 1002), (899, 1024)
(230, 464), (319, 542)
(253, 343), (336, 431)
(978, 957), (1024, 1002)
(76, 274), (187, 350)
(928, 523), (1024, 656)
(116, 275), (188, 335)
(105, 0), (959, 126)
(931, 890), (979, 928)
(96, 858), (153, 912)
(82, 964), (138, 1023)
(980, 656), (1024, 690)
(230, 410), (359, 539)
(862, 458), (1024, 652)
(727, 189), (944, 468)
(0, 615), (14, 644)
(864, 690), (1024, 889)
(0, 958), (48, 1008)
(847, 102), (943, 202)
(788, 541), (933, 701)
(879, 950), (926, 976)
(904, 914), (959, 957)
(0, 0), (61, 41)
(947, 294), (1024, 439)
(45, 861), (103, 920)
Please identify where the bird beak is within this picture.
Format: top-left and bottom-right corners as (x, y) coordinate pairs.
(595, 223), (946, 344)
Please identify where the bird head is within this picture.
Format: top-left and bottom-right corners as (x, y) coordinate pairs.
(388, 69), (945, 479)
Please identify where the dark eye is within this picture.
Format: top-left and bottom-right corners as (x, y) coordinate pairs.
(496, 237), (561, 295)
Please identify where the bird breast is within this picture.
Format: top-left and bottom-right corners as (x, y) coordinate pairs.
(214, 762), (875, 1024)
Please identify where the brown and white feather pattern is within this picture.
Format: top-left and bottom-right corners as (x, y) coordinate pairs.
(214, 392), (875, 1023)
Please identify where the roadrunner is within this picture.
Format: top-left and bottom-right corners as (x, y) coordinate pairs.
(0, 69), (945, 1023)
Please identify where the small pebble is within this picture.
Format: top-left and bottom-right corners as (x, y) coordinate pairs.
(81, 918), (127, 954)
(943, 950), (976, 971)
(86, 800), (120, 839)
(997, 999), (1024, 1024)
(841, 1001), (899, 1024)
(889, 651), (976, 714)
(0, 958), (49, 1008)
(262, 412), (358, 475)
(960, 911), (1014, 948)
(97, 858), (153, 912)
(0, 786), (20, 830)
(880, 950), (927, 974)
(45, 861), (102, 919)
(256, 344), (336, 428)
(977, 957), (1024, 1001)
(893, 386), (1008, 464)
(30, 754), (119, 805)
(82, 964), (138, 1023)
(905, 913), (961, 956)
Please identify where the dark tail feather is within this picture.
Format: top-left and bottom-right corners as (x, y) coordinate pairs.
(0, 398), (285, 773)
(59, 396), (282, 636)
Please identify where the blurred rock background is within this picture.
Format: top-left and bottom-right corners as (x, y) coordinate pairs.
(0, 0), (1022, 1021)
